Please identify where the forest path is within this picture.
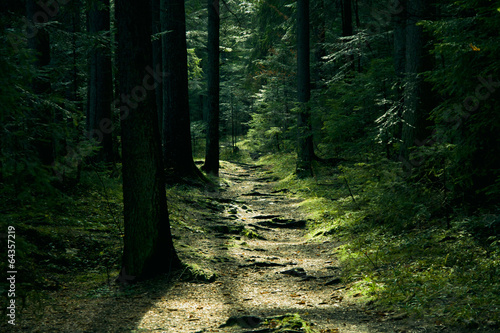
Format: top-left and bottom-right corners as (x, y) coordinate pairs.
(133, 161), (428, 333)
(18, 161), (444, 332)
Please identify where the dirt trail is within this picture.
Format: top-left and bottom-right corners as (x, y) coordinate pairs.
(13, 161), (459, 332)
(133, 161), (441, 333)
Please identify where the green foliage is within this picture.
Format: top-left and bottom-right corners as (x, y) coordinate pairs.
(246, 104), (295, 152)
(0, 25), (55, 203)
(419, 1), (500, 204)
(1, 9), (88, 205)
(319, 58), (396, 158)
(340, 224), (500, 327)
(187, 48), (203, 80)
(0, 169), (123, 318)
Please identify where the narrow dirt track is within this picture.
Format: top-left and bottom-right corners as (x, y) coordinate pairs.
(131, 162), (447, 333)
(14, 161), (467, 332)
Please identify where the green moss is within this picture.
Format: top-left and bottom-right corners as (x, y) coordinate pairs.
(241, 228), (264, 239)
(265, 313), (318, 333)
(179, 263), (217, 283)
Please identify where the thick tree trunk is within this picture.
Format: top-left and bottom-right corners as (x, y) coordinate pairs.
(26, 0), (54, 166)
(161, 0), (202, 181)
(296, 0), (313, 178)
(87, 0), (113, 162)
(116, 0), (181, 281)
(202, 0), (220, 176)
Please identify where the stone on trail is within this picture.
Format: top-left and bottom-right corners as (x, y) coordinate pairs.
(325, 277), (342, 285)
(252, 214), (281, 219)
(220, 315), (263, 328)
(256, 218), (306, 229)
(279, 267), (307, 277)
(239, 261), (286, 268)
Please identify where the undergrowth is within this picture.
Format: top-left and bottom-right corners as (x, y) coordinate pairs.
(259, 152), (500, 329)
(0, 165), (219, 323)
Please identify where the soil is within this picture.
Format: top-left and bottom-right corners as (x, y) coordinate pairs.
(5, 161), (485, 332)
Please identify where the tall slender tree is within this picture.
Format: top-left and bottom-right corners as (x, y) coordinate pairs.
(202, 0), (220, 176)
(341, 0), (353, 37)
(115, 0), (181, 280)
(161, 0), (203, 181)
(400, 0), (435, 165)
(296, 0), (314, 178)
(27, 0), (54, 166)
(393, 0), (406, 81)
(312, 0), (326, 88)
(63, 0), (82, 104)
(392, 0), (406, 156)
(152, 0), (163, 132)
(87, 0), (113, 162)
(341, 0), (355, 72)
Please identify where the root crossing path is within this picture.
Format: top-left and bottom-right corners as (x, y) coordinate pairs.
(24, 161), (454, 332)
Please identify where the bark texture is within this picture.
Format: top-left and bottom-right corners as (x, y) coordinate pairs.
(27, 0), (54, 166)
(296, 0), (314, 178)
(400, 0), (435, 165)
(87, 0), (113, 162)
(202, 0), (220, 176)
(161, 0), (202, 181)
(116, 0), (181, 280)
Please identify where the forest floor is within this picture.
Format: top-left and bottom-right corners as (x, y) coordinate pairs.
(2, 161), (494, 332)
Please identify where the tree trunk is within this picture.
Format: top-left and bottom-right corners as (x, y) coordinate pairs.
(354, 0), (360, 28)
(392, 0), (406, 156)
(26, 0), (54, 166)
(296, 0), (313, 178)
(87, 0), (113, 163)
(64, 0), (82, 104)
(312, 0), (326, 89)
(202, 0), (220, 176)
(152, 0), (163, 133)
(393, 0), (406, 80)
(400, 0), (435, 167)
(116, 0), (181, 281)
(341, 0), (353, 37)
(161, 0), (203, 181)
(341, 0), (355, 72)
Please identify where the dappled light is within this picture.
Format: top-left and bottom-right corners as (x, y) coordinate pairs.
(1, 0), (499, 332)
